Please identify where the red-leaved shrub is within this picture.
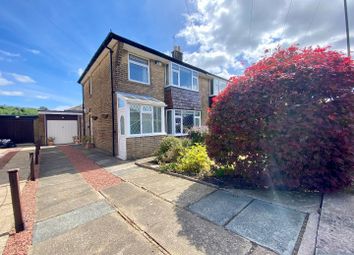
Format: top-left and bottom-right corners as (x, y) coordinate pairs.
(207, 46), (354, 192)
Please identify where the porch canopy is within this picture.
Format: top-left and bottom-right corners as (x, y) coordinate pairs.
(116, 92), (166, 107)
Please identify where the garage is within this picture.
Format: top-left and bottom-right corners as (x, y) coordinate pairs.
(47, 120), (78, 144)
(38, 110), (82, 145)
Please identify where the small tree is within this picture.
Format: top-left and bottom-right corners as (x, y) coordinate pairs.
(207, 46), (354, 192)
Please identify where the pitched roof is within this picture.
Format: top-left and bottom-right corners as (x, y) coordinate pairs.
(78, 32), (228, 84)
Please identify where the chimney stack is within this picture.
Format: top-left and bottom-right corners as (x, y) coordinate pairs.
(172, 45), (183, 61)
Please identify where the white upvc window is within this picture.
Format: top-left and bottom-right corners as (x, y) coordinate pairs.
(128, 54), (150, 85)
(168, 63), (199, 91)
(211, 78), (227, 96)
(166, 109), (201, 135)
(129, 104), (165, 137)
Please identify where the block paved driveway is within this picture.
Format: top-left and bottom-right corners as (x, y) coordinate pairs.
(30, 145), (354, 255)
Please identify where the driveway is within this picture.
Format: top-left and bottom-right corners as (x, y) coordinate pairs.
(7, 145), (352, 255)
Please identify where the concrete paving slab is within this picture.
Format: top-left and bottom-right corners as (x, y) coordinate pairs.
(0, 204), (14, 234)
(37, 183), (92, 200)
(0, 235), (8, 255)
(36, 191), (102, 222)
(160, 181), (216, 207)
(38, 173), (84, 187)
(33, 200), (114, 244)
(189, 190), (252, 225)
(103, 182), (255, 255)
(298, 212), (320, 255)
(316, 192), (354, 255)
(111, 166), (144, 178)
(226, 199), (306, 255)
(120, 167), (160, 181)
(36, 178), (89, 198)
(31, 213), (163, 255)
(227, 188), (321, 213)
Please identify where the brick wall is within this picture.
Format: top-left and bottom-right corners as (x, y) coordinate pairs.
(113, 44), (165, 101)
(199, 77), (210, 125)
(83, 51), (114, 154)
(126, 135), (166, 159)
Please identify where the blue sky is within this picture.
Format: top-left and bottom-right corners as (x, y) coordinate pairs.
(0, 0), (352, 109)
(0, 0), (193, 109)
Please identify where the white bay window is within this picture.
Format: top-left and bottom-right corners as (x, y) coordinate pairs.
(129, 104), (164, 136)
(117, 93), (166, 138)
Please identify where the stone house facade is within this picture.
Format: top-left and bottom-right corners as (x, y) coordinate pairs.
(78, 32), (227, 160)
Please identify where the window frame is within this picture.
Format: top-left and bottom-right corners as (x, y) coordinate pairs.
(166, 109), (201, 136)
(211, 78), (227, 96)
(167, 62), (199, 92)
(127, 103), (165, 137)
(128, 54), (150, 85)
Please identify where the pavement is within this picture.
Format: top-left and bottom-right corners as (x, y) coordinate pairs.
(3, 144), (349, 255)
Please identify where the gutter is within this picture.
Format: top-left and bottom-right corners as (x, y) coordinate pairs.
(106, 45), (116, 157)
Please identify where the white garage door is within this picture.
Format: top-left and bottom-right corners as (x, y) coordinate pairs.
(47, 120), (78, 144)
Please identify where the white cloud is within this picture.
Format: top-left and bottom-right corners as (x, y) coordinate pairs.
(0, 72), (14, 86)
(10, 73), (36, 83)
(177, 0), (354, 78)
(27, 49), (40, 54)
(53, 105), (72, 111)
(77, 68), (84, 76)
(0, 49), (20, 58)
(0, 90), (24, 96)
(36, 95), (49, 99)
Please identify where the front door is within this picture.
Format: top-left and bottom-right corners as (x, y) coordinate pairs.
(117, 110), (126, 160)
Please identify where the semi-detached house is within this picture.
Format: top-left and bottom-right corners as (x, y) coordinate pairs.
(78, 32), (227, 160)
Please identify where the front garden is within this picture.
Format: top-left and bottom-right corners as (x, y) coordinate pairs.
(155, 46), (354, 193)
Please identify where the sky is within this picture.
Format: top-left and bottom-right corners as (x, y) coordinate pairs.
(0, 0), (353, 110)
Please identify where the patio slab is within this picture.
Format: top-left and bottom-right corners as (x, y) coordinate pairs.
(161, 181), (216, 207)
(226, 199), (306, 255)
(316, 192), (354, 255)
(102, 182), (260, 255)
(31, 213), (163, 255)
(227, 188), (321, 213)
(189, 190), (252, 225)
(33, 200), (114, 244)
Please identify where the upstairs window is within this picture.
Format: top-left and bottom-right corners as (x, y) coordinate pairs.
(128, 54), (150, 84)
(169, 63), (198, 91)
(211, 78), (227, 95)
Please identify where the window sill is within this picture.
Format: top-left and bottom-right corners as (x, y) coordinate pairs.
(128, 78), (150, 86)
(127, 132), (166, 138)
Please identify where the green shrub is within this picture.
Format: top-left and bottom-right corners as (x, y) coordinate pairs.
(176, 144), (212, 175)
(188, 126), (208, 145)
(212, 165), (235, 177)
(156, 137), (184, 163)
(181, 138), (192, 148)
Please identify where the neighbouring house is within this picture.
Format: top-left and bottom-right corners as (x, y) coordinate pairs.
(37, 108), (83, 145)
(78, 32), (227, 160)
